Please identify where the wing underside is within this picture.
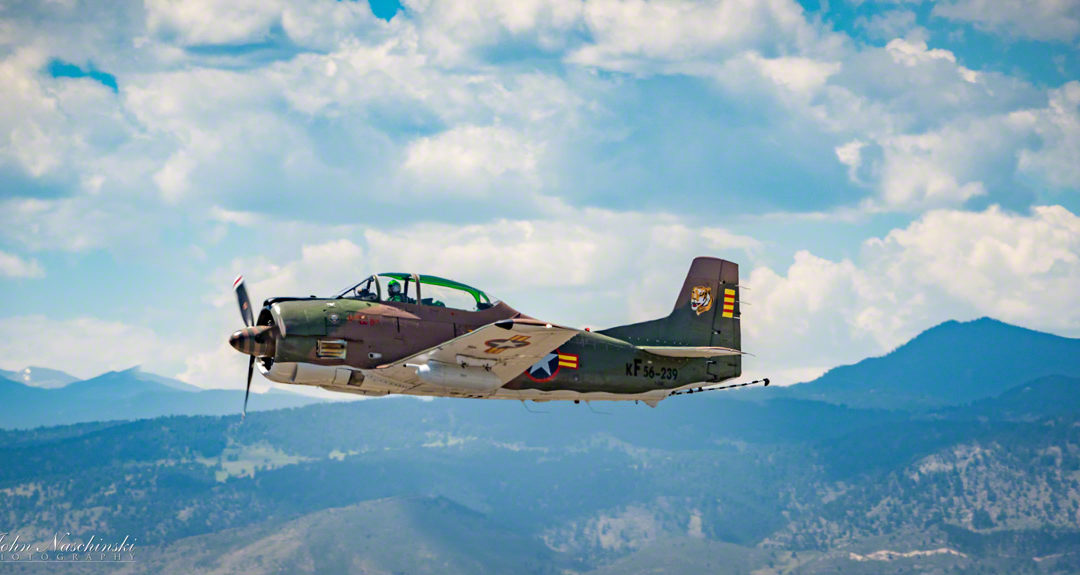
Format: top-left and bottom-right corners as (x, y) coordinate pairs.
(361, 319), (579, 397)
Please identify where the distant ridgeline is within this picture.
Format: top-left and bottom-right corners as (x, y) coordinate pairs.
(759, 317), (1080, 410)
(1, 317), (1078, 574)
(0, 367), (323, 429)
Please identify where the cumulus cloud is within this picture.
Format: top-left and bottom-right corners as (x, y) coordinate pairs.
(0, 249), (43, 278)
(144, 0), (287, 46)
(746, 205), (1080, 382)
(855, 9), (922, 42)
(748, 53), (842, 98)
(246, 238), (368, 299)
(209, 205), (261, 227)
(401, 124), (542, 193)
(1015, 81), (1080, 189)
(361, 208), (761, 317)
(0, 197), (140, 252)
(0, 0), (1070, 247)
(568, 0), (832, 72)
(0, 315), (185, 379)
(934, 0), (1080, 42)
(0, 47), (131, 180)
(404, 0), (584, 63)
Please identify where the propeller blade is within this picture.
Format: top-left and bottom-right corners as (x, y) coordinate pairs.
(234, 275), (255, 327)
(243, 355), (254, 420)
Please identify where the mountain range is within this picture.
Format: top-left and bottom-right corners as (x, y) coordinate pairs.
(0, 317), (1077, 574)
(761, 317), (1080, 409)
(0, 365), (79, 388)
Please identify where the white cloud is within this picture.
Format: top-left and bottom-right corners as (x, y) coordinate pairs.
(835, 139), (866, 183)
(0, 197), (139, 252)
(746, 205), (1080, 382)
(178, 342), (274, 393)
(934, 0), (1080, 42)
(360, 208), (761, 311)
(209, 205), (261, 227)
(568, 0), (831, 72)
(749, 53), (842, 97)
(0, 315), (184, 379)
(279, 0), (385, 51)
(855, 9), (922, 42)
(404, 0), (584, 63)
(253, 238), (367, 297)
(0, 249), (43, 278)
(768, 38), (1047, 211)
(402, 124), (542, 192)
(0, 47), (131, 180)
(874, 129), (990, 209)
(144, 0), (286, 46)
(1015, 81), (1080, 189)
(885, 37), (958, 67)
(218, 208), (758, 317)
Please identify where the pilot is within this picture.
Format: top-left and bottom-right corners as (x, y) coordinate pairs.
(387, 279), (407, 302)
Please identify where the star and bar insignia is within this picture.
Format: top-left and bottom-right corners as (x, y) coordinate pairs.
(526, 349), (579, 382)
(484, 334), (531, 354)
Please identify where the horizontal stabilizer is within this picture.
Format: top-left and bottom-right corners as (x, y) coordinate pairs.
(638, 346), (744, 358)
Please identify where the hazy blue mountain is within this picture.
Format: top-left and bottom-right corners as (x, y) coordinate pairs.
(0, 367), (325, 429)
(0, 365), (79, 388)
(945, 375), (1080, 421)
(773, 318), (1080, 410)
(120, 496), (565, 575)
(2, 381), (1077, 575)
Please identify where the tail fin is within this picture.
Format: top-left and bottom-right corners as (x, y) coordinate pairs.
(599, 257), (740, 350)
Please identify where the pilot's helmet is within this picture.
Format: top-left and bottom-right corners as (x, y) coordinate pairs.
(388, 280), (401, 296)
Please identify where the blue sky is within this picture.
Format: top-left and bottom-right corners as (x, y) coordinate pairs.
(1, 0), (1078, 388)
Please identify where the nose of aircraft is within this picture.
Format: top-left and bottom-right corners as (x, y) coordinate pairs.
(229, 325), (276, 358)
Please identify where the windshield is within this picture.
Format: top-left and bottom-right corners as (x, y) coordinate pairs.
(334, 275), (380, 300)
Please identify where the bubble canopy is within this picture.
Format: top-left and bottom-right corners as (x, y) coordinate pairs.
(334, 273), (497, 311)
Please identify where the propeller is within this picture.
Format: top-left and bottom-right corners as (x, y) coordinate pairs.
(233, 275), (255, 420)
(234, 275), (254, 328)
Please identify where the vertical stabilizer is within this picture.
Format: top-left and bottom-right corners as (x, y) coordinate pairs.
(599, 257), (740, 350)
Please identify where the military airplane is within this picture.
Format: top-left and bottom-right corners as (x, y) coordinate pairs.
(229, 256), (765, 415)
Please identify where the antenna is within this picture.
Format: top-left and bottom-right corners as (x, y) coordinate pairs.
(519, 399), (549, 414)
(585, 401), (611, 415)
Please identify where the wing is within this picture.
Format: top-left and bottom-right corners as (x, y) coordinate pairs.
(361, 318), (580, 396)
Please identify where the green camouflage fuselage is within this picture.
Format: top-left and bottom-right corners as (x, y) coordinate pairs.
(233, 257), (743, 403)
